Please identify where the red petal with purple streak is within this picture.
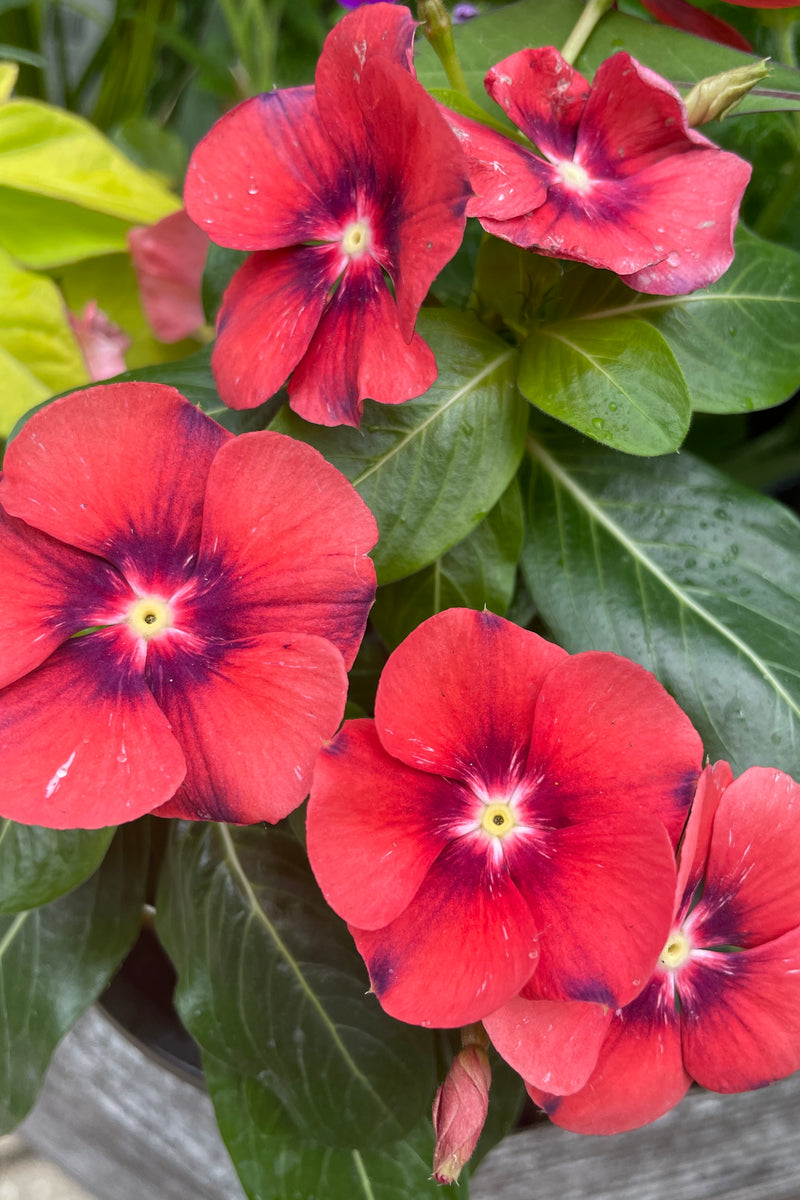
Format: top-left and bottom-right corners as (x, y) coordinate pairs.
(0, 383), (230, 590)
(484, 995), (612, 1094)
(0, 506), (132, 689)
(351, 838), (540, 1027)
(674, 760), (732, 920)
(527, 651), (702, 845)
(194, 431), (376, 668)
(374, 608), (566, 789)
(307, 719), (464, 930)
(680, 930), (800, 1093)
(150, 632), (347, 825)
(287, 254), (437, 426)
(184, 87), (347, 251)
(509, 814), (677, 1008)
(529, 977), (690, 1134)
(444, 110), (548, 222)
(212, 245), (342, 411)
(0, 629), (186, 829)
(485, 48), (589, 162)
(690, 766), (800, 949)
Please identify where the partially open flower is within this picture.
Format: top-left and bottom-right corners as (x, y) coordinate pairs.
(444, 47), (752, 295)
(0, 382), (377, 829)
(530, 762), (800, 1132)
(432, 1031), (491, 1185)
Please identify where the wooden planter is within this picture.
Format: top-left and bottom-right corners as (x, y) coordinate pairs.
(19, 1004), (800, 1200)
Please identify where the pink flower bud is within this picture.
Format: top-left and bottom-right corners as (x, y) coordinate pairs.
(68, 300), (130, 381)
(431, 1043), (491, 1185)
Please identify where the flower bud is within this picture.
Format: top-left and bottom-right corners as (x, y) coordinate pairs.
(431, 1037), (491, 1185)
(684, 60), (771, 126)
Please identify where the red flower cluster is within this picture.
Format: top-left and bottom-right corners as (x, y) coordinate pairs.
(307, 608), (703, 1028)
(0, 383), (377, 829)
(445, 47), (752, 295)
(185, 4), (469, 427)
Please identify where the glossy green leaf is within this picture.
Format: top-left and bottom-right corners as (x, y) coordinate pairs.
(474, 237), (563, 336)
(0, 821), (114, 913)
(0, 244), (87, 435)
(156, 822), (438, 1150)
(0, 820), (148, 1133)
(372, 478), (523, 650)
(202, 243), (248, 325)
(557, 229), (800, 415)
(521, 424), (800, 775)
(519, 316), (690, 455)
(416, 0), (800, 116)
(272, 309), (526, 583)
(203, 1054), (463, 1200)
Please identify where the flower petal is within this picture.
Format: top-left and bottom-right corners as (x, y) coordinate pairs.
(675, 759), (732, 921)
(193, 430), (377, 668)
(0, 383), (230, 590)
(443, 109), (548, 222)
(287, 254), (437, 427)
(351, 840), (540, 1027)
(484, 48), (589, 162)
(693, 766), (800, 948)
(352, 57), (469, 338)
(636, 0), (753, 53)
(484, 995), (611, 1094)
(0, 629), (185, 829)
(512, 815), (676, 1008)
(530, 977), (689, 1134)
(314, 3), (418, 165)
(374, 608), (567, 790)
(149, 632), (347, 824)
(184, 87), (347, 250)
(680, 930), (800, 1093)
(0, 506), (132, 688)
(128, 210), (208, 343)
(306, 719), (462, 930)
(527, 651), (702, 845)
(212, 245), (341, 411)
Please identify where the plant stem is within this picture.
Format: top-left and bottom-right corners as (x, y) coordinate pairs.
(560, 0), (615, 66)
(418, 0), (470, 98)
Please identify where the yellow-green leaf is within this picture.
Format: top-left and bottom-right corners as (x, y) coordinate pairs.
(0, 62), (18, 104)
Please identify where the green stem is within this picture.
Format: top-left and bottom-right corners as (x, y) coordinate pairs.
(560, 0), (615, 66)
(418, 0), (470, 98)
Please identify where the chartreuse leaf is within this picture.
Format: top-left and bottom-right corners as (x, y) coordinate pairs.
(415, 0), (800, 116)
(0, 820), (148, 1133)
(272, 309), (526, 584)
(521, 424), (800, 775)
(156, 822), (438, 1151)
(0, 62), (17, 102)
(555, 228), (800, 415)
(0, 244), (87, 435)
(0, 821), (114, 913)
(519, 316), (691, 455)
(203, 1054), (463, 1200)
(0, 99), (179, 268)
(372, 478), (523, 650)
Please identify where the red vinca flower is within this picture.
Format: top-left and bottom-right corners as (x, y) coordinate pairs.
(445, 48), (752, 295)
(306, 608), (703, 1028)
(184, 4), (470, 427)
(0, 382), (377, 829)
(529, 761), (800, 1133)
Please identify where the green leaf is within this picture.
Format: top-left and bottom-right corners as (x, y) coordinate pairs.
(203, 1053), (462, 1200)
(519, 316), (690, 455)
(272, 309), (527, 583)
(416, 0), (800, 116)
(557, 229), (800, 415)
(0, 185), (134, 268)
(474, 236), (563, 336)
(202, 242), (249, 326)
(521, 424), (800, 775)
(372, 478), (523, 650)
(0, 819), (148, 1133)
(156, 822), (438, 1150)
(0, 244), (87, 435)
(0, 821), (114, 913)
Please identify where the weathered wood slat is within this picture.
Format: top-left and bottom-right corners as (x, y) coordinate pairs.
(19, 1007), (800, 1200)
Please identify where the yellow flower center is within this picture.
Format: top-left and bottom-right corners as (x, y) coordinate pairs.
(659, 929), (691, 970)
(558, 160), (591, 192)
(480, 802), (516, 839)
(127, 596), (173, 640)
(342, 220), (370, 257)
